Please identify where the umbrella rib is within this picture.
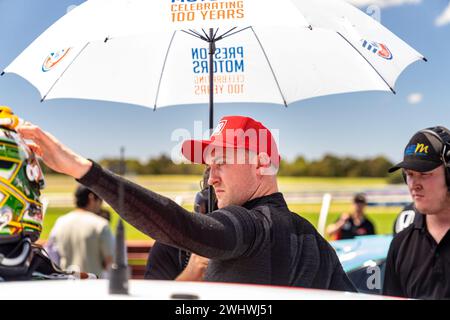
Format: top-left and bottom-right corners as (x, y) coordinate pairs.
(216, 26), (249, 42)
(154, 31), (177, 110)
(190, 29), (205, 38)
(186, 29), (207, 41)
(201, 29), (211, 41)
(250, 27), (288, 107)
(336, 32), (396, 94)
(41, 42), (90, 102)
(218, 27), (237, 39)
(212, 27), (220, 41)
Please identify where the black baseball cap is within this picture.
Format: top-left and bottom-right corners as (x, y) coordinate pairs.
(389, 128), (445, 173)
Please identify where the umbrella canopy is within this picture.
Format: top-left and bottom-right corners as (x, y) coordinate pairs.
(2, 0), (425, 109)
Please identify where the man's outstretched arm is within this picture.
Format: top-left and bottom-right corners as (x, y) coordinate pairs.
(17, 123), (264, 260)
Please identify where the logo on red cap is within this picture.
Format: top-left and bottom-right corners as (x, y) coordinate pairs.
(212, 120), (228, 136)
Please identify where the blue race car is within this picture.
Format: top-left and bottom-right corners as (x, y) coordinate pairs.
(331, 235), (393, 295)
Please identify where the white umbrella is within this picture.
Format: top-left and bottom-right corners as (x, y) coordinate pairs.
(1, 0), (426, 212)
(2, 0), (425, 111)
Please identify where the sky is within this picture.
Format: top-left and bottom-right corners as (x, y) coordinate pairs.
(0, 0), (449, 164)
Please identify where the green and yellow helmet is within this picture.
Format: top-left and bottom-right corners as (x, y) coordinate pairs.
(0, 107), (45, 245)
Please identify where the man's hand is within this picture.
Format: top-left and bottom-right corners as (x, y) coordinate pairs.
(175, 254), (209, 282)
(16, 122), (92, 179)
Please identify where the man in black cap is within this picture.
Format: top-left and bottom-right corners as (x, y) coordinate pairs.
(384, 126), (450, 299)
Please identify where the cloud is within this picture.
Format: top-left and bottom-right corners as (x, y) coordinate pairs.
(435, 3), (450, 26)
(407, 93), (423, 104)
(346, 0), (421, 8)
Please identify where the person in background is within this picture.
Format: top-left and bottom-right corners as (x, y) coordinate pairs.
(47, 186), (114, 278)
(145, 168), (216, 281)
(384, 126), (450, 299)
(326, 193), (375, 240)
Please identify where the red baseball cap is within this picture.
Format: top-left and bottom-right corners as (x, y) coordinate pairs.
(181, 116), (280, 166)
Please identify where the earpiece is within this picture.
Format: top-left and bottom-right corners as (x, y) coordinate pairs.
(418, 127), (450, 191)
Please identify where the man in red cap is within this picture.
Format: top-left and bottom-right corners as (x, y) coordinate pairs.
(181, 116), (281, 208)
(16, 116), (355, 291)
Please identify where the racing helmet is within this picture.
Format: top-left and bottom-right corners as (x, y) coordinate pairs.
(0, 107), (46, 245)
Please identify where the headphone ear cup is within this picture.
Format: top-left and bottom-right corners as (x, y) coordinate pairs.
(444, 148), (450, 191)
(445, 150), (450, 162)
(445, 164), (450, 192)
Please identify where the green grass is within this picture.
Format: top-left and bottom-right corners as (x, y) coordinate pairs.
(41, 207), (152, 241)
(42, 174), (390, 194)
(289, 204), (398, 236)
(277, 176), (387, 185)
(42, 175), (203, 194)
(41, 203), (399, 241)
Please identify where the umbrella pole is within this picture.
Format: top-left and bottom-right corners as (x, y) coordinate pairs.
(208, 28), (215, 213)
(209, 28), (215, 134)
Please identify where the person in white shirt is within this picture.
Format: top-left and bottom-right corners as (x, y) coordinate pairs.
(48, 185), (114, 278)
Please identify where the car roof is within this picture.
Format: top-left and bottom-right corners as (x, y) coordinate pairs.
(331, 235), (393, 272)
(0, 279), (401, 300)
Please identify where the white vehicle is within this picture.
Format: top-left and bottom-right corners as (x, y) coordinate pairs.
(0, 279), (400, 300)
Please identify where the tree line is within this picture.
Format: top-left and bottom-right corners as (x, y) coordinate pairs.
(40, 153), (403, 181)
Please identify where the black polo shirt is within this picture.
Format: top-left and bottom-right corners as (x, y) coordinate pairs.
(144, 241), (190, 280)
(383, 213), (450, 299)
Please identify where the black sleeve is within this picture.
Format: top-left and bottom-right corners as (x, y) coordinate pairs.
(382, 239), (404, 297)
(324, 238), (357, 292)
(77, 161), (266, 260)
(145, 242), (182, 280)
(329, 261), (357, 292)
